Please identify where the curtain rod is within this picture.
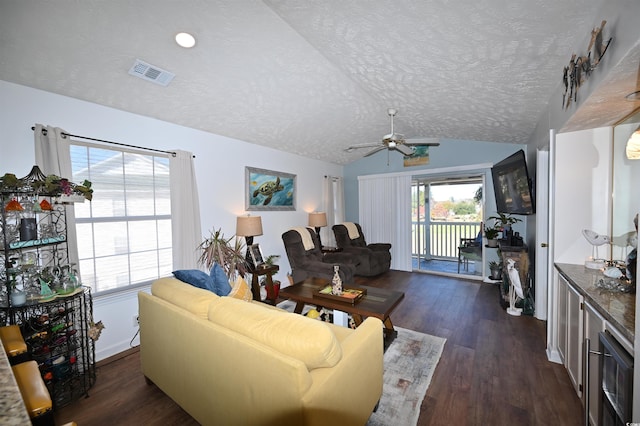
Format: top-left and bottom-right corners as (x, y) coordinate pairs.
(31, 127), (195, 158)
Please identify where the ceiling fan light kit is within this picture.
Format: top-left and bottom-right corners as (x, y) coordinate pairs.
(345, 108), (440, 158)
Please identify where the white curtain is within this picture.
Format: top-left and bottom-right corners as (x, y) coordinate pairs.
(358, 174), (412, 271)
(322, 176), (344, 247)
(33, 124), (80, 269)
(169, 150), (202, 270)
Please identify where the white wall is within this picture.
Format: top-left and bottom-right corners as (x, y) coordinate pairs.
(0, 80), (343, 360)
(553, 127), (612, 264)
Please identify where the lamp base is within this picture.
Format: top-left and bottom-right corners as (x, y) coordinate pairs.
(314, 227), (322, 248)
(245, 236), (254, 269)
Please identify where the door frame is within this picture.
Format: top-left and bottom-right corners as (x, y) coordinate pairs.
(535, 148), (550, 320)
(411, 168), (490, 279)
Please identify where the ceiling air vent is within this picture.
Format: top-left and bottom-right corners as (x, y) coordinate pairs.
(128, 59), (175, 86)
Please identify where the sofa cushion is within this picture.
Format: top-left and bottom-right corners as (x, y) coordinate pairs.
(173, 269), (212, 290)
(172, 264), (231, 296)
(210, 263), (232, 296)
(208, 297), (342, 370)
(151, 277), (220, 319)
(227, 275), (252, 301)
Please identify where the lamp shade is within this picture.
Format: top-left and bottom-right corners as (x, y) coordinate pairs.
(308, 212), (327, 228)
(236, 215), (263, 237)
(626, 128), (640, 160)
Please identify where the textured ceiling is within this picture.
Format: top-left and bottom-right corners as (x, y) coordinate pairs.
(1, 0), (632, 165)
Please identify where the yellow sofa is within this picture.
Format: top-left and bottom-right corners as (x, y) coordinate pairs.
(138, 277), (383, 426)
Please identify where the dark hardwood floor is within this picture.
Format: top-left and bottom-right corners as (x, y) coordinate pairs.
(54, 271), (583, 425)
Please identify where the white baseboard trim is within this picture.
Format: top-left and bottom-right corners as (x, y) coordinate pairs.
(546, 347), (562, 364)
(96, 336), (140, 362)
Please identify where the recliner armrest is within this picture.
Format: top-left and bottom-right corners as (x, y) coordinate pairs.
(323, 252), (359, 265)
(340, 246), (371, 256)
(368, 243), (391, 251)
(298, 259), (355, 281)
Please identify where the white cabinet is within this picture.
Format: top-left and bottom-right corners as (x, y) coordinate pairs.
(557, 273), (583, 396)
(565, 279), (584, 397)
(556, 271), (622, 425)
(557, 273), (568, 363)
(584, 302), (605, 426)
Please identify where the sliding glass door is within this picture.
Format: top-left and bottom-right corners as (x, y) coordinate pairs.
(412, 176), (484, 277)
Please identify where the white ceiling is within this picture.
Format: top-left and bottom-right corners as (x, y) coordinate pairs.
(1, 0), (637, 165)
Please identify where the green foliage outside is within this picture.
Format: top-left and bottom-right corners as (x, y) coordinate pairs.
(453, 200), (476, 215)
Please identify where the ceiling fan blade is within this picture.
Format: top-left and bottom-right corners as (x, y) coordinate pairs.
(395, 144), (415, 156)
(364, 146), (387, 157)
(345, 143), (381, 152)
(405, 138), (440, 146)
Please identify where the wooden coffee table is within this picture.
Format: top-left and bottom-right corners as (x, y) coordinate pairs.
(279, 277), (405, 348)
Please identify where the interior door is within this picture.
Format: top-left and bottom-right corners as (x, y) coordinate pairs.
(535, 148), (550, 320)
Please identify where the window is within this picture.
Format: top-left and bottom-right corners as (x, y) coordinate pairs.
(70, 144), (172, 294)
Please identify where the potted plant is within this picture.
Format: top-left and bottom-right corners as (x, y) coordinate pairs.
(263, 254), (280, 267)
(487, 212), (522, 245)
(484, 225), (500, 247)
(198, 228), (248, 280)
(487, 213), (522, 231)
(6, 268), (26, 306)
(261, 254), (281, 300)
(489, 260), (502, 280)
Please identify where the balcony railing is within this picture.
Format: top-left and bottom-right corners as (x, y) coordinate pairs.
(412, 221), (481, 260)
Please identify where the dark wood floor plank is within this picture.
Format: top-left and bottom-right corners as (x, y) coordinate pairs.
(53, 270), (583, 426)
(420, 343), (473, 425)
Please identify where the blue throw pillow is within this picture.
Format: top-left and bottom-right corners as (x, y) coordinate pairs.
(210, 263), (232, 296)
(172, 269), (216, 292)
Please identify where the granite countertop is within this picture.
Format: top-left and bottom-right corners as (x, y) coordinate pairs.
(0, 346), (31, 425)
(555, 263), (635, 344)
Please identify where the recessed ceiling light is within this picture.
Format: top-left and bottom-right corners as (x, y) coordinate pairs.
(625, 90), (640, 101)
(175, 32), (196, 48)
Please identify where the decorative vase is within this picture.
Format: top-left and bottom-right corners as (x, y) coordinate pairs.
(10, 289), (26, 306)
(490, 266), (502, 280)
(266, 281), (280, 300)
(19, 217), (37, 241)
(331, 265), (342, 295)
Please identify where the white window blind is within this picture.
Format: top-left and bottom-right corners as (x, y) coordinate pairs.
(70, 144), (172, 294)
(358, 174), (412, 271)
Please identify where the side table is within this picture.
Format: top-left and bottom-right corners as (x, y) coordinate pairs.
(250, 264), (279, 303)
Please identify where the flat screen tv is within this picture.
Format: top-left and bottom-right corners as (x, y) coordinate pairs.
(491, 150), (535, 215)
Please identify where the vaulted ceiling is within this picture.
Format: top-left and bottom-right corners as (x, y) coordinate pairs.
(2, 0), (636, 165)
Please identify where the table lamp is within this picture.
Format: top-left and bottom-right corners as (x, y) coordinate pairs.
(236, 215), (263, 267)
(308, 212), (327, 248)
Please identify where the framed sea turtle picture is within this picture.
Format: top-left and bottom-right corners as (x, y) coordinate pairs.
(245, 167), (296, 211)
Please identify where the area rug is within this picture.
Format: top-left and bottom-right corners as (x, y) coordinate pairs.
(367, 327), (446, 426)
(276, 301), (446, 426)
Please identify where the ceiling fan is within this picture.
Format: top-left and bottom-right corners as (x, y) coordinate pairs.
(345, 108), (440, 157)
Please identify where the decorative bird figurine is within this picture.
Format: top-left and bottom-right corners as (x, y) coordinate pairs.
(582, 229), (611, 260)
(582, 229), (611, 246)
(506, 258), (524, 316)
